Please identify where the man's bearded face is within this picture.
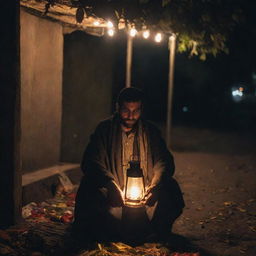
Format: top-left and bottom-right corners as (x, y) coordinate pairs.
(119, 101), (142, 128)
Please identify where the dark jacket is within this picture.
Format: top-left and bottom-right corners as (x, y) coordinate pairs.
(81, 114), (175, 191)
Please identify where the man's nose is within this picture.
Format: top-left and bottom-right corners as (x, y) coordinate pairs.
(128, 111), (134, 119)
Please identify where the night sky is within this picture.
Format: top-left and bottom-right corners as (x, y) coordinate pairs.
(109, 0), (256, 132)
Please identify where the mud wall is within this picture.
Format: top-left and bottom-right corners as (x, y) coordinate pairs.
(20, 10), (63, 173)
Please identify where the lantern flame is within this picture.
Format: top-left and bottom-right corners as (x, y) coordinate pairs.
(128, 186), (141, 200)
(125, 177), (144, 202)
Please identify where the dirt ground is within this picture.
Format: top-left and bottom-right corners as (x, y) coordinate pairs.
(171, 126), (256, 256)
(0, 126), (255, 256)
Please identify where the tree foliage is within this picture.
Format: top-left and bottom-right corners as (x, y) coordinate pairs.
(48, 0), (245, 59)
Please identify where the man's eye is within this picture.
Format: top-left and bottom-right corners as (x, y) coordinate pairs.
(134, 109), (141, 114)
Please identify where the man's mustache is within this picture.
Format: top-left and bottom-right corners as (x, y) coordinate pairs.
(124, 119), (136, 122)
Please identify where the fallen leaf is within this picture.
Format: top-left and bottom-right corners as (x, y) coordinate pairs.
(97, 243), (103, 250)
(224, 201), (234, 206)
(55, 203), (67, 208)
(111, 242), (133, 251)
(249, 226), (256, 232)
(236, 207), (246, 212)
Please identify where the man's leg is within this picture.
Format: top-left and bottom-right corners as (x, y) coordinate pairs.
(73, 177), (123, 241)
(150, 178), (185, 239)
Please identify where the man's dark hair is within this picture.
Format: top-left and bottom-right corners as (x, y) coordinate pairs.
(117, 87), (144, 107)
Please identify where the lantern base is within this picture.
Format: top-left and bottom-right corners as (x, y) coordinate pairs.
(124, 200), (144, 208)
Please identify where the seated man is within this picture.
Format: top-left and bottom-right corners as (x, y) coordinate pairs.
(73, 87), (184, 242)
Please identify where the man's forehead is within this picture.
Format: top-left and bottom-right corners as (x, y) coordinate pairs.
(121, 101), (142, 109)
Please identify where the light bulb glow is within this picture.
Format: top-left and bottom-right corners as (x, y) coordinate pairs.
(169, 33), (176, 41)
(107, 28), (115, 37)
(129, 28), (137, 37)
(107, 21), (114, 28)
(118, 18), (126, 30)
(143, 30), (150, 39)
(93, 20), (100, 26)
(155, 33), (162, 43)
(232, 89), (243, 97)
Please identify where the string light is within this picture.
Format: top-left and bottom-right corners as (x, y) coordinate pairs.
(118, 18), (126, 30)
(107, 21), (114, 28)
(107, 28), (115, 37)
(129, 27), (137, 37)
(155, 33), (162, 43)
(169, 33), (176, 41)
(103, 20), (170, 44)
(93, 20), (100, 26)
(142, 30), (150, 39)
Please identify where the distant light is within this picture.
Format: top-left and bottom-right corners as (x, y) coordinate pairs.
(107, 28), (115, 37)
(142, 30), (150, 39)
(155, 33), (162, 43)
(93, 20), (100, 26)
(107, 21), (114, 28)
(130, 28), (137, 37)
(231, 85), (245, 102)
(182, 106), (188, 112)
(232, 89), (243, 97)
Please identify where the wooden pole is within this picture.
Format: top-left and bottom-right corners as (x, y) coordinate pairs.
(166, 34), (176, 147)
(126, 35), (133, 88)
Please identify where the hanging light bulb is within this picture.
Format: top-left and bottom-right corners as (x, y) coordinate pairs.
(107, 28), (115, 37)
(142, 30), (150, 39)
(155, 33), (162, 43)
(93, 20), (100, 26)
(118, 18), (126, 30)
(107, 21), (114, 28)
(129, 27), (137, 37)
(169, 33), (176, 41)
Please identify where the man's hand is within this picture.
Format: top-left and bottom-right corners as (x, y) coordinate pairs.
(106, 181), (124, 207)
(144, 184), (160, 206)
